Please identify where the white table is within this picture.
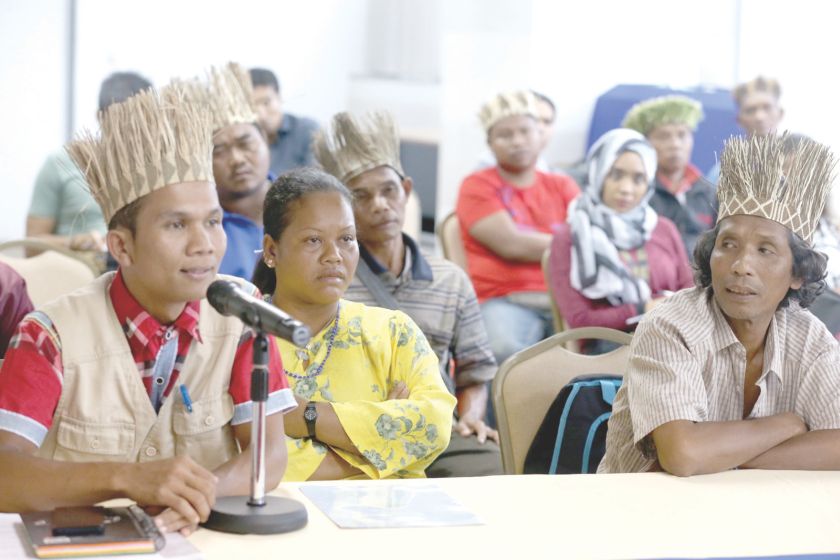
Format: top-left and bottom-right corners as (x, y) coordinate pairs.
(189, 470), (840, 559)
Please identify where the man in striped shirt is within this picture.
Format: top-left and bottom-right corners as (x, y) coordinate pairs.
(600, 134), (840, 475)
(314, 111), (501, 477)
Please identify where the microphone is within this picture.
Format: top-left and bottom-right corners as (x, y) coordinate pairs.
(207, 280), (311, 347)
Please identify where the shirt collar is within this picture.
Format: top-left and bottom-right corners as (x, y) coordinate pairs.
(708, 290), (741, 352)
(278, 113), (294, 135)
(109, 268), (202, 346)
(358, 233), (433, 282)
(763, 307), (786, 382)
(657, 163), (702, 196)
(708, 288), (785, 382)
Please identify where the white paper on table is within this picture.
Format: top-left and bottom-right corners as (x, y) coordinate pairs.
(300, 482), (484, 529)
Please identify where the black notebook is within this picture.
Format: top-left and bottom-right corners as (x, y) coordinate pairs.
(20, 505), (165, 558)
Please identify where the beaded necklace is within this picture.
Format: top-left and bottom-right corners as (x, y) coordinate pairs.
(283, 303), (341, 381)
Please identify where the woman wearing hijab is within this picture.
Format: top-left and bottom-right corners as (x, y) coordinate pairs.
(548, 129), (693, 353)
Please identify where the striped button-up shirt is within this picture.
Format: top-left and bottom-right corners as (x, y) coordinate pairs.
(599, 287), (840, 473)
(344, 234), (497, 393)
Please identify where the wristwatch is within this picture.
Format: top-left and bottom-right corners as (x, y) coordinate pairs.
(303, 402), (318, 439)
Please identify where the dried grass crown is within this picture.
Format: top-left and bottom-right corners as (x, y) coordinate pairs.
(204, 62), (258, 132)
(717, 133), (836, 243)
(478, 90), (539, 133)
(313, 111), (404, 184)
(621, 94), (704, 136)
(65, 82), (214, 223)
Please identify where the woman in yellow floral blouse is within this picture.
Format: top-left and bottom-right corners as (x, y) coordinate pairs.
(253, 168), (456, 480)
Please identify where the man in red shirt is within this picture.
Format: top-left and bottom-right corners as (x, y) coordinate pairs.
(456, 90), (580, 366)
(0, 81), (294, 535)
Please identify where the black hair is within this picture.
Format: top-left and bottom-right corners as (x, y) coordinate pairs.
(107, 196), (144, 234)
(252, 167), (353, 295)
(693, 223), (827, 309)
(531, 90), (556, 117)
(248, 68), (280, 94)
(98, 72), (152, 112)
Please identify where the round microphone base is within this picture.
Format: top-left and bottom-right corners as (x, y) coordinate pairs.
(201, 495), (308, 534)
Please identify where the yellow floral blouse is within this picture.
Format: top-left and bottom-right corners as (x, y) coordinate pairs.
(276, 299), (456, 480)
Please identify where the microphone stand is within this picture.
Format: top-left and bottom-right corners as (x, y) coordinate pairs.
(202, 332), (308, 534)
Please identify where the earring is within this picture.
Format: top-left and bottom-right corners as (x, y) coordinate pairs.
(265, 258), (275, 269)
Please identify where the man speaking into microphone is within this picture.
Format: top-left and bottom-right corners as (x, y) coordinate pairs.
(0, 80), (296, 537)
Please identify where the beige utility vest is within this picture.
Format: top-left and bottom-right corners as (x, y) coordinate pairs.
(37, 272), (244, 471)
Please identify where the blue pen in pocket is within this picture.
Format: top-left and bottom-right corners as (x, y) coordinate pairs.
(179, 384), (193, 413)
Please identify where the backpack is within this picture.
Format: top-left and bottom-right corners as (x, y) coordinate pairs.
(524, 374), (622, 474)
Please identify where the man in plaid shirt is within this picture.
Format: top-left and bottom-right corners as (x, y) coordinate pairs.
(0, 80), (295, 535)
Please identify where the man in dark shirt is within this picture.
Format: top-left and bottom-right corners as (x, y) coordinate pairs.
(623, 95), (717, 256)
(248, 68), (319, 176)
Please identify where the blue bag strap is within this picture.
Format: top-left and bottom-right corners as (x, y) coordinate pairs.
(548, 384), (581, 474)
(599, 379), (618, 405)
(581, 412), (611, 473)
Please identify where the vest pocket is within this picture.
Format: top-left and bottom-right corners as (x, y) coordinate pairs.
(54, 417), (135, 462)
(172, 395), (237, 470)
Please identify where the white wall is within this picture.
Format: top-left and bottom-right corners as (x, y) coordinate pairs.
(529, 0), (738, 168)
(437, 1), (537, 217)
(738, 0), (840, 149)
(0, 0), (69, 242)
(73, 0), (368, 134)
(737, 0), (840, 215)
